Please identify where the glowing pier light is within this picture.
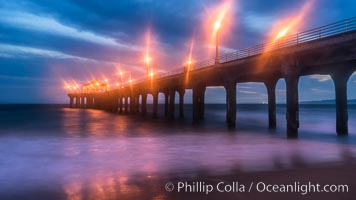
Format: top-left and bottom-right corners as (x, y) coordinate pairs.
(268, 1), (314, 45)
(187, 60), (192, 66)
(187, 39), (194, 67)
(214, 19), (222, 64)
(185, 39), (194, 85)
(145, 55), (152, 80)
(184, 58), (193, 85)
(211, 1), (233, 64)
(118, 71), (123, 86)
(214, 21), (221, 32)
(117, 71), (132, 87)
(276, 28), (288, 40)
(144, 56), (151, 65)
(144, 30), (153, 81)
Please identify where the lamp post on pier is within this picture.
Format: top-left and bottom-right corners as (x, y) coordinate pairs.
(214, 21), (221, 64)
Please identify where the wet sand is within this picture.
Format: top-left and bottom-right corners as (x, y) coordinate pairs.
(2, 162), (355, 200)
(163, 162), (356, 200)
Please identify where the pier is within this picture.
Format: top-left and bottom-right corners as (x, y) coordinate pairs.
(68, 17), (356, 138)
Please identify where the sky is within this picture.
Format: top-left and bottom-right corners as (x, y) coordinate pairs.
(0, 0), (356, 104)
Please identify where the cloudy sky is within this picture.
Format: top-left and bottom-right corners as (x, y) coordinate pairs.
(0, 0), (356, 104)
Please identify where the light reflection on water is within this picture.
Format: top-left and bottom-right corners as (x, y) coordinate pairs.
(0, 104), (356, 199)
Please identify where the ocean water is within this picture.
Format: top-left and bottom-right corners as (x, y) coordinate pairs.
(0, 104), (356, 199)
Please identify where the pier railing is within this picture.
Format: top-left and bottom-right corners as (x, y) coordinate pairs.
(157, 17), (356, 78)
(118, 17), (356, 88)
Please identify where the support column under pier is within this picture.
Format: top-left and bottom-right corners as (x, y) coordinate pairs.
(153, 92), (158, 118)
(80, 97), (84, 108)
(83, 97), (87, 108)
(86, 96), (91, 108)
(69, 96), (74, 108)
(113, 96), (119, 112)
(331, 71), (351, 136)
(282, 56), (301, 138)
(92, 97), (97, 109)
(192, 85), (205, 124)
(164, 91), (169, 117)
(92, 97), (95, 108)
(199, 87), (206, 120)
(225, 82), (236, 128)
(179, 89), (185, 118)
(264, 80), (278, 129)
(130, 96), (135, 114)
(75, 96), (80, 108)
(119, 97), (123, 113)
(135, 95), (140, 113)
(285, 75), (300, 138)
(192, 86), (200, 124)
(125, 97), (129, 113)
(142, 93), (147, 116)
(169, 89), (176, 120)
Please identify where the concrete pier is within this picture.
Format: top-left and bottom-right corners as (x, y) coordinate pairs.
(67, 20), (356, 138)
